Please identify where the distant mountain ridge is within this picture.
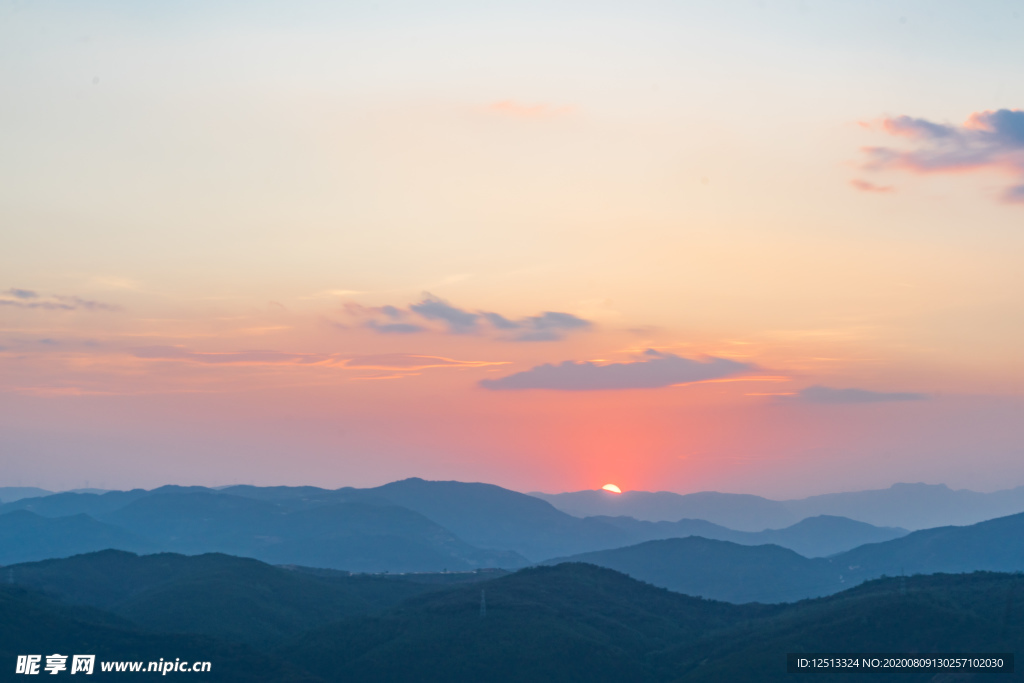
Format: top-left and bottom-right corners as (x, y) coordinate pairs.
(546, 509), (1024, 603)
(0, 480), (919, 569)
(0, 487), (52, 504)
(531, 481), (1024, 530)
(591, 514), (907, 558)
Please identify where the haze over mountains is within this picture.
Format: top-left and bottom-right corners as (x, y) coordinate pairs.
(0, 479), (941, 570)
(548, 510), (1024, 603)
(2, 477), (1024, 606)
(591, 514), (907, 558)
(5, 478), (1024, 680)
(532, 482), (1024, 530)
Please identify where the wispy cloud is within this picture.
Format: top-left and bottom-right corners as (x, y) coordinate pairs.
(860, 109), (1024, 203)
(479, 349), (755, 391)
(129, 347), (505, 373)
(789, 385), (929, 404)
(1, 289), (119, 311)
(352, 294), (592, 342)
(342, 354), (508, 371)
(132, 346), (333, 365)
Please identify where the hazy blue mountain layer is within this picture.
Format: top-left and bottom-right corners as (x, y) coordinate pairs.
(0, 487), (52, 504)
(365, 478), (641, 559)
(100, 490), (527, 572)
(545, 537), (842, 603)
(0, 488), (528, 571)
(532, 482), (1024, 530)
(591, 514), (907, 558)
(1, 479), (1020, 574)
(0, 510), (153, 564)
(549, 510), (1024, 602)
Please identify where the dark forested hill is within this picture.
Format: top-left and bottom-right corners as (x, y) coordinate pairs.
(4, 550), (1023, 682)
(278, 564), (1024, 683)
(278, 562), (772, 683)
(4, 550), (441, 647)
(654, 571), (1024, 683)
(0, 583), (320, 681)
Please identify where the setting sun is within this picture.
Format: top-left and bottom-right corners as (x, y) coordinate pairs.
(601, 484), (622, 494)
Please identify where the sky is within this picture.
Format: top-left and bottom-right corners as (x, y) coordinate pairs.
(2, 0), (1023, 498)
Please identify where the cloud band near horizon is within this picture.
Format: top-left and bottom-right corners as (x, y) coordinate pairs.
(479, 349), (755, 391)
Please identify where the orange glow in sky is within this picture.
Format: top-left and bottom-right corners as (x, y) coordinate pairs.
(2, 3), (1024, 497)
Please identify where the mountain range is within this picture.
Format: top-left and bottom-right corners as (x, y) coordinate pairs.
(591, 514), (906, 558)
(531, 482), (1024, 530)
(0, 480), (917, 570)
(547, 509), (1024, 602)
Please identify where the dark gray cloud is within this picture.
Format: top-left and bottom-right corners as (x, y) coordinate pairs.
(863, 109), (1024, 203)
(792, 385), (929, 404)
(480, 349), (754, 391)
(0, 289), (119, 311)
(357, 293), (592, 341)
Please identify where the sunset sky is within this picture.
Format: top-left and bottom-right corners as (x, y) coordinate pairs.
(3, 1), (1023, 497)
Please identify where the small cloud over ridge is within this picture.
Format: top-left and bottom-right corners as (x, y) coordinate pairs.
(792, 385), (929, 404)
(479, 350), (755, 391)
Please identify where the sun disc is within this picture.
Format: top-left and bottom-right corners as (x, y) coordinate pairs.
(601, 484), (622, 494)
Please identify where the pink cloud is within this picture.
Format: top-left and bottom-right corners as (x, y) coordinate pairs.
(859, 109), (1024, 203)
(342, 354), (508, 371)
(849, 179), (894, 193)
